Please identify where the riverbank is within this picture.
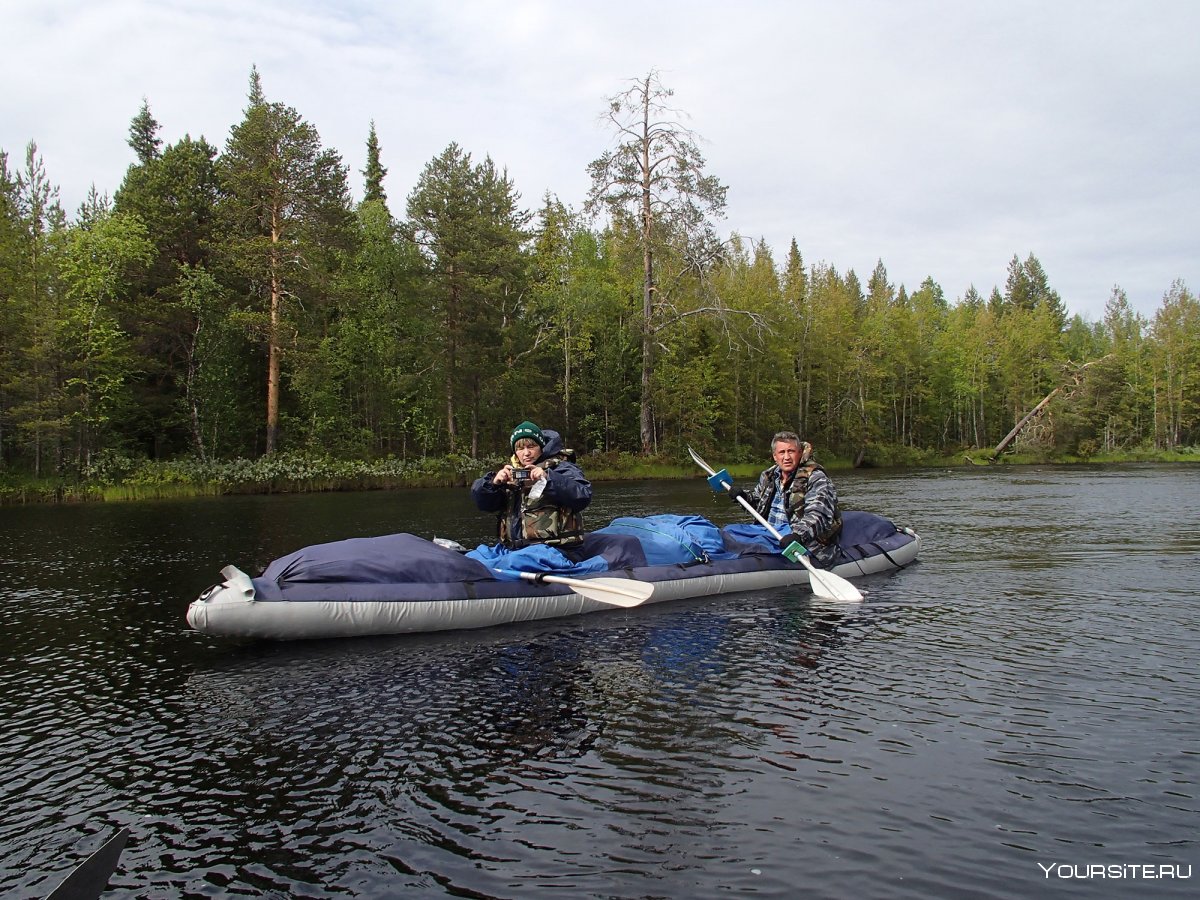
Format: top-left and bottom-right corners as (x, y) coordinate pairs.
(2, 446), (1196, 505)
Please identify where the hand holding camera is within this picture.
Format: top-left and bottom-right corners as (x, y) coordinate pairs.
(504, 464), (546, 494)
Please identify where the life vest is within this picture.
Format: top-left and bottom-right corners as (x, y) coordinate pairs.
(757, 460), (843, 548)
(497, 452), (585, 549)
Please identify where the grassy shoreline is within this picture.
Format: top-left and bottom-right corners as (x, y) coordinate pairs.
(2, 447), (1196, 505)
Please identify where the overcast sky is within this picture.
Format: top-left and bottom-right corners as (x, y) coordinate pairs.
(4, 0), (1198, 320)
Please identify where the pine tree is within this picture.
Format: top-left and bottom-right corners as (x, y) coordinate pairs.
(218, 68), (355, 454)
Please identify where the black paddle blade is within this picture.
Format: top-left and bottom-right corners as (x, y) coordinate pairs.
(45, 826), (129, 900)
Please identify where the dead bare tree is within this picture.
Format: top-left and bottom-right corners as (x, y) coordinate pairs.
(587, 71), (762, 453)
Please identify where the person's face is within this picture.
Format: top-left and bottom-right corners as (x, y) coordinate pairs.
(514, 440), (541, 467)
(772, 440), (802, 475)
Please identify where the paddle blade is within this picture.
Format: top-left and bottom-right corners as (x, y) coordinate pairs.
(567, 576), (654, 607)
(687, 445), (717, 476)
(804, 563), (863, 603)
(783, 540), (862, 602)
(507, 569), (654, 608)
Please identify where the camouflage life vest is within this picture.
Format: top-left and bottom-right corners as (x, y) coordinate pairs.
(497, 452), (585, 549)
(757, 459), (843, 548)
(787, 460), (842, 546)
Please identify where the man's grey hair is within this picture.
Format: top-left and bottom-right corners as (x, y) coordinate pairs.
(770, 431), (802, 451)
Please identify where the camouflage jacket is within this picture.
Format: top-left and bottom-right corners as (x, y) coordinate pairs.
(748, 459), (843, 565)
(471, 430), (592, 549)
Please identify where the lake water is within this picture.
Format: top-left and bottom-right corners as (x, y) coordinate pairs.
(1, 465), (1196, 898)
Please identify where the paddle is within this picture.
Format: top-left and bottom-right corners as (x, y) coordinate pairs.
(494, 569), (654, 608)
(687, 446), (864, 603)
(45, 826), (128, 900)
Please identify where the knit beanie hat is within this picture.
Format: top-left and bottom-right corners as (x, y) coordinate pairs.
(510, 420), (545, 451)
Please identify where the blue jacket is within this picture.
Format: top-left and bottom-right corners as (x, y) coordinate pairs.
(471, 430), (592, 547)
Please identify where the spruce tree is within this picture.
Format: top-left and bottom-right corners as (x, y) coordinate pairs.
(362, 120), (388, 208)
(114, 135), (225, 457)
(405, 143), (530, 455)
(8, 143), (66, 475)
(127, 98), (162, 164)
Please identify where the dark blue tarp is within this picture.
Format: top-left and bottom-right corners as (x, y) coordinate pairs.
(260, 533), (493, 588)
(719, 510), (902, 561)
(837, 510), (906, 559)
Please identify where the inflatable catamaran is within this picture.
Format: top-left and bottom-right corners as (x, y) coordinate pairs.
(187, 511), (920, 641)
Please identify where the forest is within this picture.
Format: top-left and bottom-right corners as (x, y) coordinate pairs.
(1, 69), (1197, 490)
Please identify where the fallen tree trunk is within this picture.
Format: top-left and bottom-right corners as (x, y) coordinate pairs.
(991, 388), (1060, 458)
(965, 355), (1113, 465)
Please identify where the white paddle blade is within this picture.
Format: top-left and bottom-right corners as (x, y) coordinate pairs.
(804, 561), (863, 603)
(512, 570), (654, 608)
(568, 576), (655, 607)
(687, 445), (718, 476)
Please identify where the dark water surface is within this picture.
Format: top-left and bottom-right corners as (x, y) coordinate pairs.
(1, 465), (1196, 898)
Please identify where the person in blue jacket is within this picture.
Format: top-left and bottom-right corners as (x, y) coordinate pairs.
(471, 421), (592, 549)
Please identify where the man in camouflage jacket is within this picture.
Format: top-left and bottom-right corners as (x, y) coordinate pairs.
(732, 431), (843, 567)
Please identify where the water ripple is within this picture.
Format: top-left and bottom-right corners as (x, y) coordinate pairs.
(1, 468), (1197, 897)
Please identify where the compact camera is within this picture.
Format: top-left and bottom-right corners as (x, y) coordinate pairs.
(512, 467), (530, 486)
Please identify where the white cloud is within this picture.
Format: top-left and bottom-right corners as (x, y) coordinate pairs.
(3, 0), (1197, 320)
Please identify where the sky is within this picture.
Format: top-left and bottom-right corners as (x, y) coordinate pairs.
(4, 0), (1198, 321)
